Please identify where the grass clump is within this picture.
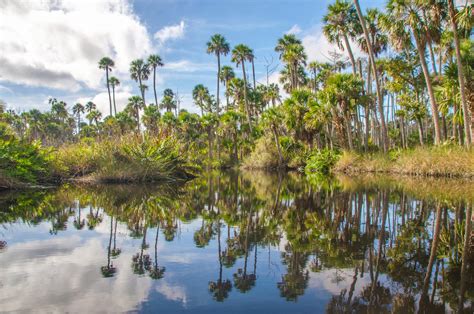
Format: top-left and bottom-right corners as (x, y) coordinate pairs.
(55, 135), (192, 183)
(334, 145), (474, 178)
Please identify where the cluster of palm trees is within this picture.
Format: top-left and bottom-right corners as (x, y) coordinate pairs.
(1, 0), (472, 159)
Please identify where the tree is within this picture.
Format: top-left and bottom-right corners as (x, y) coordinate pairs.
(159, 89), (177, 114)
(127, 95), (145, 133)
(108, 77), (120, 116)
(72, 103), (85, 134)
(98, 57), (115, 117)
(86, 110), (102, 127)
(447, 0), (471, 145)
(130, 59), (150, 104)
(354, 0), (389, 152)
(147, 54), (164, 108)
(386, 0), (442, 144)
(219, 65), (235, 109)
(232, 44), (254, 131)
(85, 101), (96, 114)
(262, 107), (284, 167)
(323, 0), (361, 75)
(193, 84), (212, 115)
(207, 34), (230, 113)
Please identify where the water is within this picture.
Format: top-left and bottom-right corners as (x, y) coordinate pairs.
(0, 171), (473, 313)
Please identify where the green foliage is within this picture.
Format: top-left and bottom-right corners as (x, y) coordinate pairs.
(304, 149), (340, 175)
(0, 136), (54, 184)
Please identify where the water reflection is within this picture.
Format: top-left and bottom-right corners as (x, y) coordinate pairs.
(0, 172), (473, 313)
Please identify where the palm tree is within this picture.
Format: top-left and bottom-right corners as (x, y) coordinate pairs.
(72, 103), (85, 134)
(207, 34), (230, 113)
(275, 34), (302, 56)
(447, 0), (471, 145)
(85, 101), (96, 114)
(219, 66), (235, 109)
(108, 77), (120, 116)
(86, 110), (102, 127)
(160, 89), (177, 114)
(386, 0), (442, 144)
(147, 54), (164, 108)
(130, 59), (150, 104)
(193, 84), (211, 115)
(98, 57), (115, 117)
(232, 44), (254, 131)
(128, 95), (145, 133)
(323, 0), (361, 75)
(281, 44), (307, 91)
(353, 0), (389, 152)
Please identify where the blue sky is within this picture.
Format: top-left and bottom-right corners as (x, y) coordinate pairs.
(0, 0), (385, 115)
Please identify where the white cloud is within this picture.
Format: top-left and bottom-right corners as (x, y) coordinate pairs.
(0, 0), (153, 91)
(76, 88), (133, 115)
(154, 21), (185, 45)
(286, 24), (302, 35)
(164, 60), (214, 73)
(301, 25), (364, 63)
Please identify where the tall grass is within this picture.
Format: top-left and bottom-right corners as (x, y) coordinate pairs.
(335, 146), (474, 178)
(55, 135), (192, 183)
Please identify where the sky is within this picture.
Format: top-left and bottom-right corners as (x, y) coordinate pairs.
(0, 0), (386, 115)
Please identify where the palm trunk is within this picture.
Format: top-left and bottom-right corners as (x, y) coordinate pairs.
(153, 66), (158, 107)
(138, 76), (145, 104)
(342, 33), (357, 76)
(412, 30), (442, 145)
(106, 68), (112, 116)
(417, 117), (424, 146)
(448, 0), (472, 145)
(216, 54), (221, 112)
(112, 86), (117, 116)
(251, 58), (256, 89)
(272, 125), (284, 167)
(241, 61), (253, 132)
(354, 0), (388, 152)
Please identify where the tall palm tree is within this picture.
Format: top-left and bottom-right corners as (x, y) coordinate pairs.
(98, 57), (115, 117)
(72, 103), (85, 134)
(128, 95), (145, 133)
(219, 65), (235, 109)
(275, 34), (302, 56)
(386, 0), (442, 144)
(86, 110), (101, 127)
(353, 0), (389, 152)
(130, 59), (150, 104)
(323, 0), (361, 75)
(447, 0), (471, 145)
(232, 44), (254, 131)
(147, 54), (164, 108)
(206, 34), (230, 113)
(108, 77), (120, 116)
(281, 44), (307, 91)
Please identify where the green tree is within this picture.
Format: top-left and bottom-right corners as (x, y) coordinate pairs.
(98, 57), (115, 117)
(147, 54), (164, 108)
(72, 103), (85, 134)
(108, 77), (120, 116)
(207, 34), (230, 112)
(130, 59), (150, 104)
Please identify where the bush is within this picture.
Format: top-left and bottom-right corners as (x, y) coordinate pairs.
(0, 137), (55, 184)
(242, 134), (281, 169)
(304, 149), (340, 175)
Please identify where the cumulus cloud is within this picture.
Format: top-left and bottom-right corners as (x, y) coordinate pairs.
(76, 89), (133, 115)
(286, 24), (302, 35)
(0, 0), (153, 91)
(154, 21), (185, 45)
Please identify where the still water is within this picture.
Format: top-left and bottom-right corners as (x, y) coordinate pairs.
(0, 171), (473, 313)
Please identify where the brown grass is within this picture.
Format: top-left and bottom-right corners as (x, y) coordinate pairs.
(334, 146), (474, 178)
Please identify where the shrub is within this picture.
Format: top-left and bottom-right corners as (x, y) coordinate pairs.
(305, 149), (340, 175)
(0, 137), (54, 184)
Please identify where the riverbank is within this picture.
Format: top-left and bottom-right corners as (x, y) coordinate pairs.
(333, 146), (474, 178)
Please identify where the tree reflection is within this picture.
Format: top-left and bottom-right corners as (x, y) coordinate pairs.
(1, 172), (473, 310)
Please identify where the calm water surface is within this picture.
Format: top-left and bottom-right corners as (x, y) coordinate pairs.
(1, 171), (473, 313)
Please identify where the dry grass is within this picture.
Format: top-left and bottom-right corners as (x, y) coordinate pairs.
(334, 146), (474, 178)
